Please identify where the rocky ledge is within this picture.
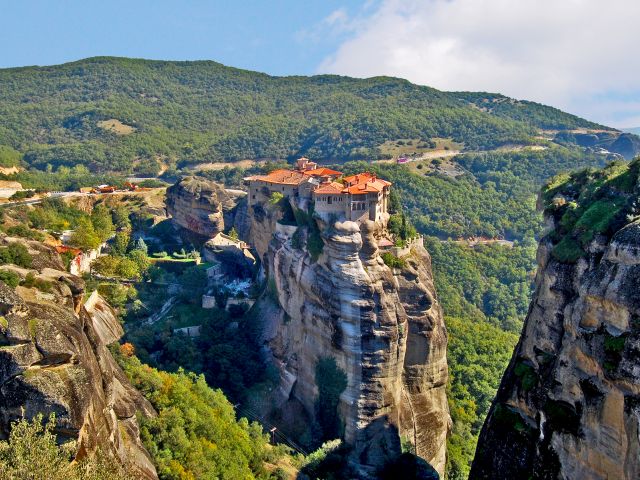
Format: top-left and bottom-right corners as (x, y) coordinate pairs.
(0, 264), (157, 478)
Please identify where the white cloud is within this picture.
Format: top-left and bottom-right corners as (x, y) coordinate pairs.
(318, 0), (640, 126)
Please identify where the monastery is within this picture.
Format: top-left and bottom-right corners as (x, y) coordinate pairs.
(244, 158), (391, 224)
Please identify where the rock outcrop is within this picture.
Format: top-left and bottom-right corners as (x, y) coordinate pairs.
(471, 162), (640, 480)
(166, 177), (230, 237)
(0, 263), (157, 478)
(252, 202), (449, 478)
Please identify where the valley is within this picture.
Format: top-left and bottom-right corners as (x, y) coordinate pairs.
(0, 56), (638, 480)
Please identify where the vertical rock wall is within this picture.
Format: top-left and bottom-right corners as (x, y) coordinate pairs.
(251, 205), (449, 477)
(471, 221), (640, 480)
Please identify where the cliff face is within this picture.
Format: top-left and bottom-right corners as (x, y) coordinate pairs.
(0, 263), (157, 478)
(471, 162), (640, 480)
(252, 204), (449, 477)
(166, 176), (241, 237)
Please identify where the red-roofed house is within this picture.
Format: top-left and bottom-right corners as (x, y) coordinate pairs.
(244, 158), (391, 225)
(313, 172), (391, 223)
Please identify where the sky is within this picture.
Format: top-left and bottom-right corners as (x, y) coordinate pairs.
(1, 0), (639, 128)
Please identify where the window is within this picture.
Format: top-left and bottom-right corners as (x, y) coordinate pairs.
(252, 195), (255, 199)
(327, 196), (332, 205)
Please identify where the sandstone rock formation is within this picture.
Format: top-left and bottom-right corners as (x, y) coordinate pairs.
(471, 165), (640, 479)
(166, 177), (233, 237)
(0, 263), (157, 478)
(251, 201), (449, 478)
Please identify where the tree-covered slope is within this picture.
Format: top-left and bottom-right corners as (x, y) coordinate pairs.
(0, 56), (613, 173)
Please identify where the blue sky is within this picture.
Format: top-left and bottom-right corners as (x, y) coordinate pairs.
(1, 0), (639, 128)
(0, 0), (366, 75)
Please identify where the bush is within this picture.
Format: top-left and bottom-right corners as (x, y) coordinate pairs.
(551, 236), (584, 263)
(381, 252), (406, 269)
(0, 414), (131, 480)
(9, 190), (36, 201)
(0, 243), (33, 268)
(513, 360), (537, 393)
(0, 270), (21, 288)
(6, 224), (45, 241)
(21, 272), (53, 292)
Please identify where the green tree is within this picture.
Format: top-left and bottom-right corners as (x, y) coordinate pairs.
(133, 237), (148, 254)
(177, 266), (207, 303)
(115, 258), (140, 279)
(91, 204), (114, 243)
(0, 243), (33, 268)
(115, 351), (275, 480)
(112, 231), (130, 256)
(128, 249), (150, 276)
(68, 217), (101, 251)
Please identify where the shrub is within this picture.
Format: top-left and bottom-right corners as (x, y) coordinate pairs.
(6, 224), (45, 241)
(21, 272), (53, 292)
(0, 414), (131, 479)
(551, 236), (584, 263)
(9, 190), (36, 201)
(0, 243), (33, 268)
(0, 270), (21, 288)
(315, 358), (347, 441)
(269, 191), (284, 205)
(381, 252), (406, 269)
(513, 360), (537, 393)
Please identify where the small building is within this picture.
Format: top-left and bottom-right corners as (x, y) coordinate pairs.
(244, 157), (391, 225)
(313, 172), (391, 224)
(244, 157), (342, 207)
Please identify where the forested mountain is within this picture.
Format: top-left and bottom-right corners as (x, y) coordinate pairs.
(0, 56), (623, 174)
(3, 56), (639, 479)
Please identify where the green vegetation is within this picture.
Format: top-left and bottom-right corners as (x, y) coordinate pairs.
(513, 360), (538, 393)
(0, 414), (131, 480)
(0, 57), (607, 174)
(0, 145), (21, 167)
(125, 279), (267, 403)
(0, 271), (21, 288)
(9, 190), (35, 201)
(5, 224), (45, 241)
(21, 272), (53, 292)
(315, 358), (348, 442)
(425, 238), (536, 333)
(542, 159), (640, 263)
(0, 243), (33, 268)
(445, 317), (518, 479)
(115, 349), (283, 480)
(3, 164), (122, 191)
(381, 252), (406, 269)
(490, 403), (532, 435)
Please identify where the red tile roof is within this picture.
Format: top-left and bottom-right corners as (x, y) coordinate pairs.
(245, 169), (309, 186)
(302, 167), (343, 177)
(313, 181), (345, 194)
(342, 172), (391, 195)
(377, 238), (394, 247)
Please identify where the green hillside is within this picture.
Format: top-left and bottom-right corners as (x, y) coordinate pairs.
(0, 56), (611, 174)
